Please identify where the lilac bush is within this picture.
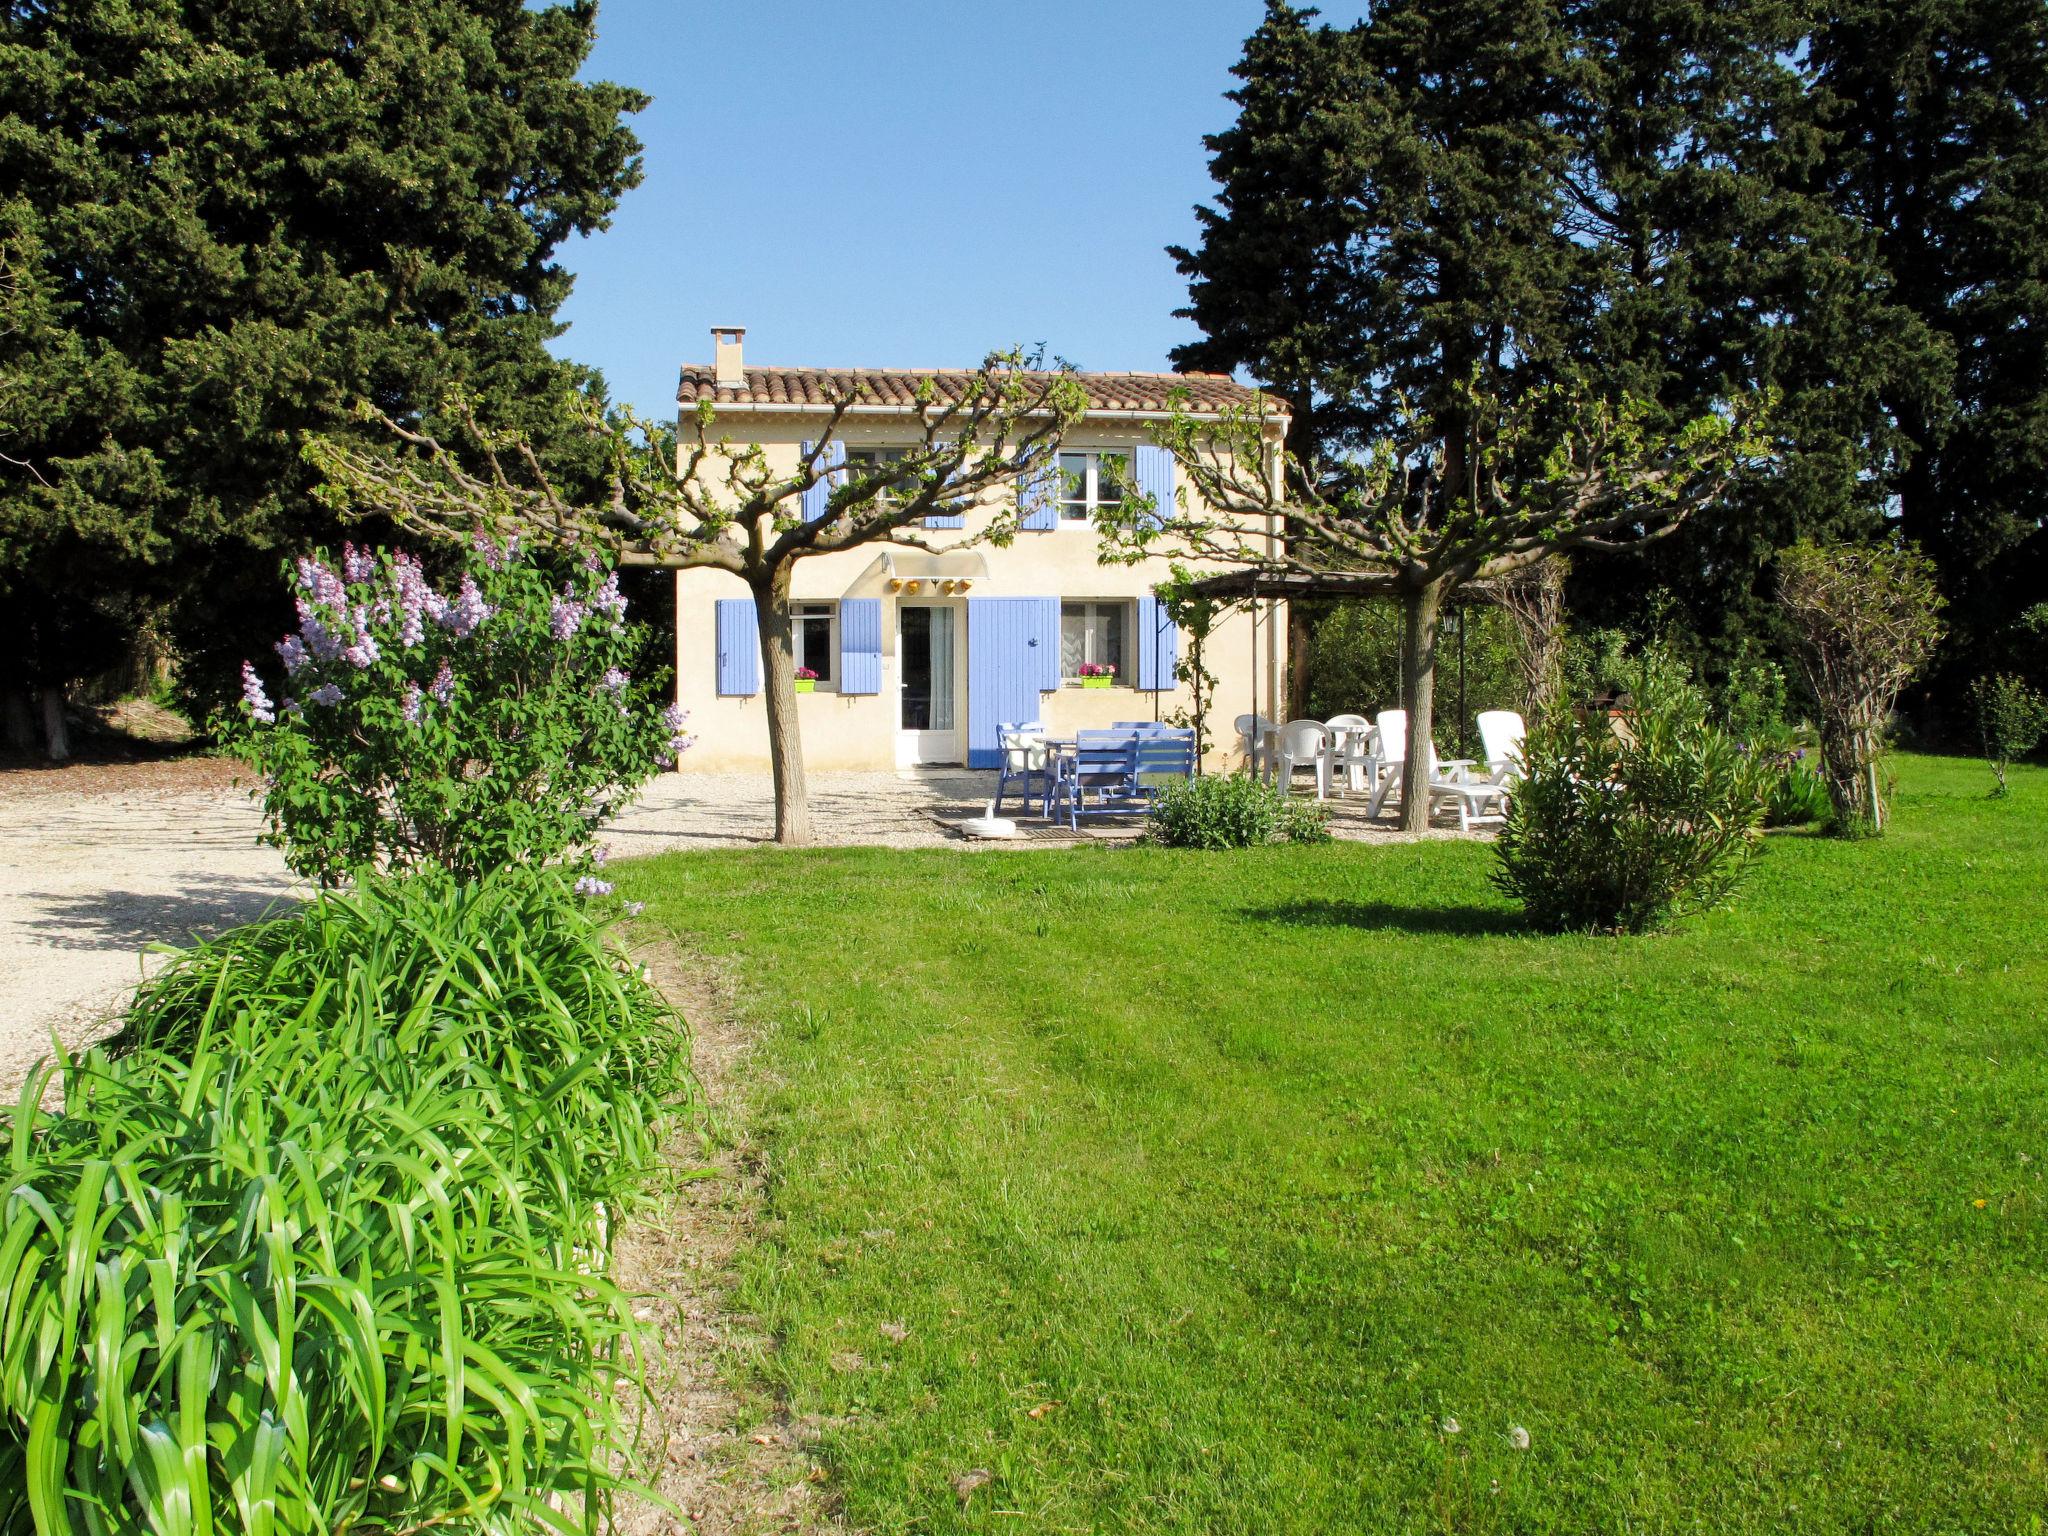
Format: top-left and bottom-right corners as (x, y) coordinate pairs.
(225, 539), (689, 883)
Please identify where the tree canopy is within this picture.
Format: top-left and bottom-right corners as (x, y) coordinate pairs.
(0, 0), (646, 744)
(1172, 0), (2001, 705)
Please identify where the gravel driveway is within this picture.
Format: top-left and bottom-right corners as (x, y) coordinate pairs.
(0, 762), (1002, 1088)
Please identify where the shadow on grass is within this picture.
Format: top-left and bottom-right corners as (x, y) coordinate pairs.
(1241, 897), (1527, 936)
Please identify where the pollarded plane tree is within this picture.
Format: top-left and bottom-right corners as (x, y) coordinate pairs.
(1111, 384), (1769, 832)
(311, 350), (1088, 846)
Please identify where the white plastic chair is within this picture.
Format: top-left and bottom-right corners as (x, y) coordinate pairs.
(995, 723), (1051, 814)
(1477, 710), (1527, 784)
(1234, 713), (1276, 777)
(1324, 713), (1372, 793)
(1272, 719), (1331, 799)
(1427, 746), (1512, 831)
(1366, 710), (1408, 816)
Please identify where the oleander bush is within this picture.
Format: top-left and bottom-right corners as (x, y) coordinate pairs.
(1148, 773), (1332, 849)
(0, 869), (689, 1534)
(1494, 652), (1776, 933)
(222, 538), (690, 885)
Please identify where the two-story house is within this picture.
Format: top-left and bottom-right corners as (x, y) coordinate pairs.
(672, 328), (1287, 774)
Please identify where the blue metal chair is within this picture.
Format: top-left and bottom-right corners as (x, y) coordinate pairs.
(1049, 728), (1145, 829)
(1131, 728), (1197, 802)
(995, 720), (1052, 815)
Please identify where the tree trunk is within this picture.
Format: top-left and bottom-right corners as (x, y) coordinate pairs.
(39, 684), (71, 764)
(3, 689), (35, 753)
(1397, 579), (1446, 834)
(752, 566), (813, 846)
(1286, 602), (1313, 719)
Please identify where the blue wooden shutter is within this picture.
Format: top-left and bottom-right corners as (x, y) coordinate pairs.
(1018, 457), (1058, 531)
(966, 596), (1059, 767)
(1134, 445), (1175, 529)
(839, 598), (882, 693)
(1135, 594), (1180, 691)
(924, 440), (965, 529)
(800, 439), (845, 523)
(714, 598), (759, 695)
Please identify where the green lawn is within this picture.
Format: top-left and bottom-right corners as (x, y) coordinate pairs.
(618, 755), (2047, 1534)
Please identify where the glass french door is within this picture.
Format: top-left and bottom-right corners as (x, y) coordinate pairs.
(896, 605), (959, 765)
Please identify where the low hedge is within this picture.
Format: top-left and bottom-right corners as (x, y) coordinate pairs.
(1146, 772), (1333, 850)
(0, 869), (689, 1534)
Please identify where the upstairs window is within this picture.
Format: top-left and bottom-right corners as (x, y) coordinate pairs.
(1058, 451), (1128, 525)
(843, 446), (911, 504)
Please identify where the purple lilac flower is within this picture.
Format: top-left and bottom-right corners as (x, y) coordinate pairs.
(343, 606), (381, 669)
(295, 557), (347, 608)
(393, 554), (429, 646)
(446, 576), (488, 638)
(280, 697), (299, 716)
(549, 593), (587, 642)
(623, 900), (646, 917)
(592, 843), (609, 867)
(342, 543), (375, 584)
(661, 702), (692, 757)
(402, 681), (423, 724)
(573, 875), (615, 898)
(589, 570), (627, 620)
(429, 660), (455, 705)
(471, 531), (506, 571)
(275, 634), (308, 673)
(295, 599), (344, 663)
(240, 662), (275, 724)
(306, 682), (345, 707)
(601, 667), (630, 696)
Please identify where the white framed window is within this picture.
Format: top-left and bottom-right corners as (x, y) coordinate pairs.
(844, 446), (913, 503)
(1060, 600), (1128, 681)
(1057, 451), (1129, 526)
(793, 602), (836, 687)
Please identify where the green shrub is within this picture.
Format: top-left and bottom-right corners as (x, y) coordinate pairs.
(1717, 646), (1791, 743)
(0, 870), (688, 1534)
(1761, 751), (1832, 827)
(1494, 653), (1775, 933)
(1972, 672), (2048, 798)
(222, 541), (688, 884)
(1147, 773), (1331, 849)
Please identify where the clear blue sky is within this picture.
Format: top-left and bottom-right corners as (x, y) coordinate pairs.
(549, 1), (1367, 419)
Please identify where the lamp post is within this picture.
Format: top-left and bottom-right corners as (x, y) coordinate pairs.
(1442, 607), (1467, 757)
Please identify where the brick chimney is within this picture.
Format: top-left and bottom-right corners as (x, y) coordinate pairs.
(712, 325), (746, 388)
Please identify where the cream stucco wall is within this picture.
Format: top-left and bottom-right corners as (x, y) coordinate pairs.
(670, 412), (1286, 774)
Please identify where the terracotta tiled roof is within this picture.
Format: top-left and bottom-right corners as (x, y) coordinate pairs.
(675, 365), (1276, 416)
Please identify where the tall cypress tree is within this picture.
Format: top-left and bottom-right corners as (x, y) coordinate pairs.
(0, 0), (646, 747)
(1174, 0), (1585, 712)
(1557, 0), (1941, 672)
(1808, 0), (2048, 706)
(1172, 0), (1951, 694)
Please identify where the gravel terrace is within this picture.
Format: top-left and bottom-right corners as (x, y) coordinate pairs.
(1, 757), (1439, 1088)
